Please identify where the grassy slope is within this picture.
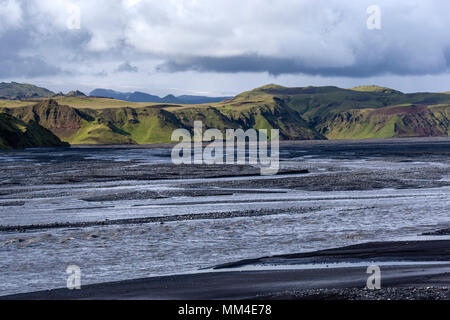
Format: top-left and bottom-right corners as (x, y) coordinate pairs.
(0, 100), (32, 108)
(49, 96), (150, 109)
(0, 96), (189, 110)
(67, 120), (134, 144)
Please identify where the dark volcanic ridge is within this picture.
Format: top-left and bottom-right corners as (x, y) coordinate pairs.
(212, 240), (450, 269)
(422, 228), (450, 236)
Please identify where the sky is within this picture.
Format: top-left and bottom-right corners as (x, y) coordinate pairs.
(1, 0), (450, 96)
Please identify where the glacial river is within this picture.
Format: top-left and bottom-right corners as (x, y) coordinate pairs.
(0, 139), (449, 296)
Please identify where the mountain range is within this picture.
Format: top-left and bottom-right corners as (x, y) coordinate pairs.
(0, 82), (231, 105)
(0, 82), (449, 148)
(89, 88), (232, 104)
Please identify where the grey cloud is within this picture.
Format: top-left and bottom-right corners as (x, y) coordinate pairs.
(115, 61), (138, 73)
(0, 29), (62, 78)
(0, 56), (61, 78)
(94, 70), (108, 77)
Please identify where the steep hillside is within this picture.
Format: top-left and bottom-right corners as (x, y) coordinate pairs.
(252, 84), (450, 123)
(317, 104), (450, 139)
(2, 100), (133, 144)
(77, 107), (180, 144)
(213, 96), (323, 140)
(0, 113), (68, 150)
(4, 100), (87, 139)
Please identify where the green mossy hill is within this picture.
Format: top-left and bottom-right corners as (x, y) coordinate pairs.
(0, 112), (69, 150)
(0, 82), (54, 100)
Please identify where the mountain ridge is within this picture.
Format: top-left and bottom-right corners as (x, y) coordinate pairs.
(0, 83), (449, 145)
(90, 88), (232, 104)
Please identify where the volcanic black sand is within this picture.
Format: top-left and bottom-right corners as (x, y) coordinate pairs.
(2, 240), (449, 300)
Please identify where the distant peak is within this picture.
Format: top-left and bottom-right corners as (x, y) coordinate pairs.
(65, 90), (87, 97)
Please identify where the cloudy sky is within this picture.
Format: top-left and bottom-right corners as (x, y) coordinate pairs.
(1, 0), (449, 96)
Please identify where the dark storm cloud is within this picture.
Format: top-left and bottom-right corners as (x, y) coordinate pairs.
(157, 52), (450, 77)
